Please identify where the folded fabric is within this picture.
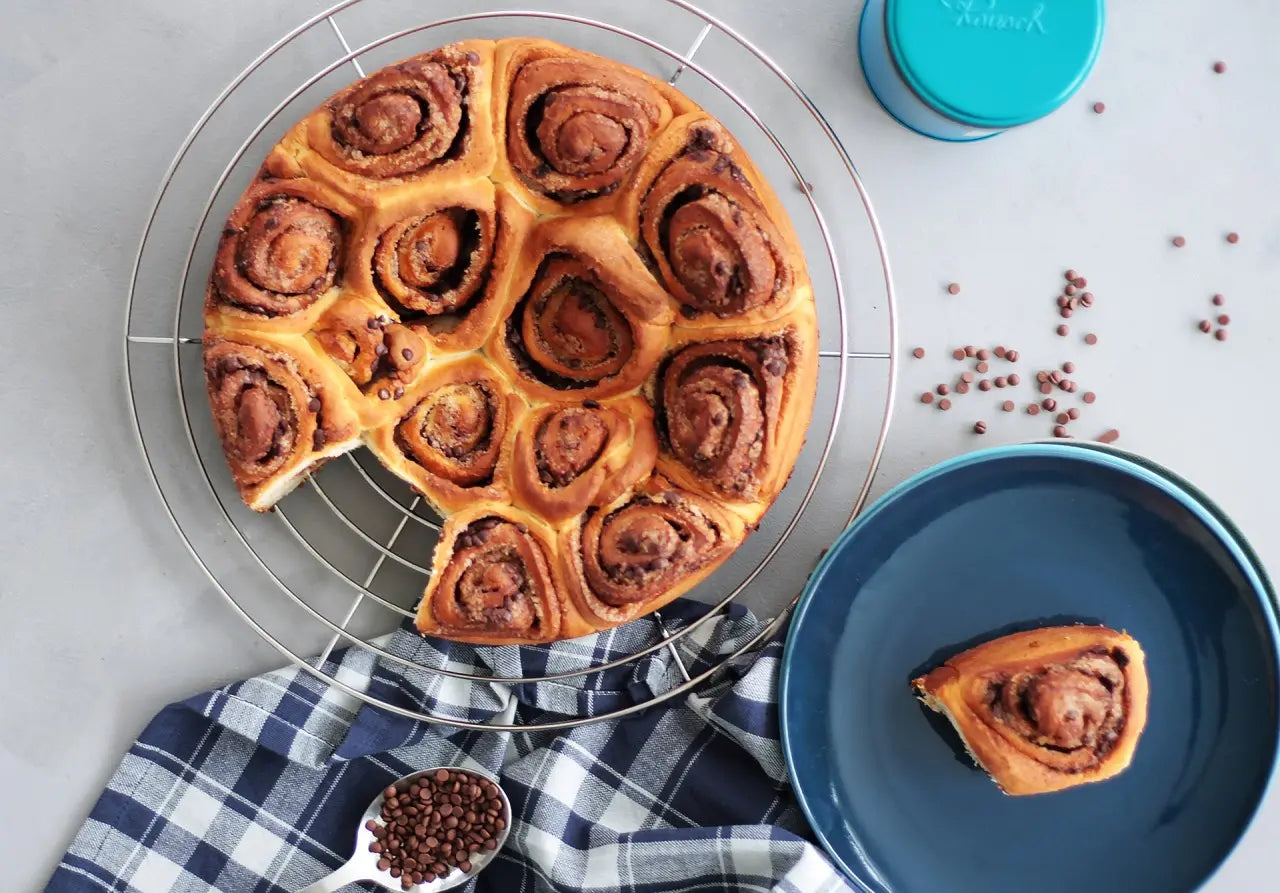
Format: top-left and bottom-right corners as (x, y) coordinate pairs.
(47, 599), (854, 893)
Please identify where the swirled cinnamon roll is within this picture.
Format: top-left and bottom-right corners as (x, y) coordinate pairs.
(495, 39), (688, 209)
(203, 337), (361, 510)
(490, 216), (672, 401)
(559, 478), (745, 629)
(296, 42), (496, 186)
(207, 178), (353, 326)
(417, 506), (564, 644)
(509, 396), (657, 523)
(655, 322), (816, 515)
(912, 625), (1150, 796)
(364, 354), (523, 513)
(630, 116), (806, 323)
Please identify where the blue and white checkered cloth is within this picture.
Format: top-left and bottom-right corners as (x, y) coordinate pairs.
(46, 599), (854, 892)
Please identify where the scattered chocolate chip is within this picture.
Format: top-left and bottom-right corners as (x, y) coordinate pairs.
(1217, 314), (1231, 325)
(378, 388), (391, 400)
(1212, 294), (1225, 306)
(1213, 60), (1227, 74)
(402, 348), (414, 361)
(1080, 292), (1094, 307)
(994, 346), (1007, 358)
(995, 376), (1008, 388)
(1083, 391), (1096, 404)
(308, 397), (322, 413)
(1227, 232), (1240, 244)
(1008, 373), (1021, 386)
(952, 348), (966, 361)
(1049, 370), (1064, 384)
(1001, 401), (1015, 412)
(1060, 307), (1074, 319)
(368, 317), (380, 329)
(1057, 324), (1069, 336)
(1084, 333), (1098, 345)
(1057, 412), (1070, 425)
(1062, 362), (1075, 373)
(975, 361), (989, 373)
(938, 398), (952, 411)
(978, 379), (993, 391)
(1068, 408), (1081, 420)
(394, 386), (405, 399)
(956, 382), (971, 394)
(913, 347), (926, 359)
(1215, 328), (1228, 341)
(1092, 101), (1106, 114)
(961, 371), (975, 383)
(920, 392), (934, 404)
(1065, 269), (1078, 281)
(1042, 398), (1057, 411)
(973, 421), (987, 434)
(936, 384), (950, 396)
(964, 345), (977, 358)
(1039, 382), (1053, 395)
(1098, 428), (1120, 444)
(1172, 235), (1186, 247)
(1054, 425), (1069, 438)
(1065, 284), (1077, 296)
(977, 348), (991, 361)
(1026, 404), (1041, 416)
(947, 283), (961, 295)
(1057, 295), (1070, 309)
(1036, 371), (1049, 383)
(1006, 349), (1020, 362)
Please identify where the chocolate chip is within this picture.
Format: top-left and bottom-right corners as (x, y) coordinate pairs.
(936, 384), (950, 396)
(379, 388), (391, 400)
(973, 421), (987, 434)
(947, 283), (961, 295)
(1068, 408), (1081, 420)
(1227, 232), (1240, 244)
(402, 348), (414, 361)
(1092, 101), (1106, 113)
(1001, 401), (1014, 412)
(920, 392), (934, 404)
(1062, 362), (1075, 373)
(1080, 292), (1094, 307)
(1213, 60), (1227, 73)
(995, 376), (1008, 388)
(1056, 324), (1069, 336)
(994, 346), (1006, 358)
(1215, 328), (1228, 341)
(1065, 284), (1077, 296)
(965, 346), (977, 358)
(960, 371), (975, 383)
(1098, 428), (1120, 444)
(1007, 373), (1021, 386)
(1039, 382), (1052, 395)
(976, 361), (989, 373)
(956, 382), (971, 394)
(1060, 307), (1073, 319)
(1084, 333), (1098, 345)
(308, 396), (322, 412)
(1026, 404), (1041, 416)
(1057, 295), (1070, 309)
(978, 379), (992, 391)
(1006, 349), (1020, 362)
(952, 348), (965, 361)
(1057, 413), (1070, 424)
(913, 347), (926, 359)
(1217, 314), (1231, 325)
(1083, 391), (1096, 404)
(368, 318), (380, 329)
(1172, 235), (1186, 247)
(375, 343), (388, 357)
(1042, 398), (1057, 411)
(977, 349), (990, 361)
(1212, 293), (1225, 306)
(1054, 425), (1069, 438)
(393, 386), (405, 399)
(938, 398), (952, 411)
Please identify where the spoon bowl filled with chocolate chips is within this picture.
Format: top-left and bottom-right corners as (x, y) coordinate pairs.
(298, 766), (511, 893)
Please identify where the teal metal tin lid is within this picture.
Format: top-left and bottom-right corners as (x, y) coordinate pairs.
(887, 0), (1105, 129)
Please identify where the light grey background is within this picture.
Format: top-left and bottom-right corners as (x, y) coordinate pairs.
(1, 1), (1277, 890)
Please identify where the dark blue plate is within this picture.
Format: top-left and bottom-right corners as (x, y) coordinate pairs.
(781, 444), (1280, 893)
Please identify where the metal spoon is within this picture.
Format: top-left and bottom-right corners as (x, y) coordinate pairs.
(297, 766), (512, 893)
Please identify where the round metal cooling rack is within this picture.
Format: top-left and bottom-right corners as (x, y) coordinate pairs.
(124, 0), (899, 731)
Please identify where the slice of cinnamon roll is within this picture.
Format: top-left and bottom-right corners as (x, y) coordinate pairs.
(203, 337), (361, 510)
(417, 506), (565, 644)
(912, 625), (1150, 796)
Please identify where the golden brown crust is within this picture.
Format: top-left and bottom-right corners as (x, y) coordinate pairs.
(508, 395), (658, 524)
(491, 38), (697, 216)
(203, 38), (818, 644)
(558, 476), (746, 631)
(911, 625), (1150, 796)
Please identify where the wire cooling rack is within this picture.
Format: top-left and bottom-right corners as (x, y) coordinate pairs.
(124, 0), (899, 731)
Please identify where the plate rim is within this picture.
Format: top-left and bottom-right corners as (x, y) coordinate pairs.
(780, 442), (1280, 893)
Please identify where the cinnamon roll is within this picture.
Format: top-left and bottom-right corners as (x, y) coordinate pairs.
(364, 354), (523, 513)
(654, 320), (816, 515)
(912, 625), (1150, 796)
(203, 337), (360, 510)
(490, 216), (673, 401)
(629, 116), (806, 323)
(509, 396), (658, 523)
(207, 178), (354, 327)
(495, 39), (690, 210)
(418, 506), (568, 644)
(308, 298), (427, 422)
(296, 42), (496, 188)
(559, 478), (745, 629)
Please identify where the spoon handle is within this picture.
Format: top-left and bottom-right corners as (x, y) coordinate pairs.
(296, 857), (369, 893)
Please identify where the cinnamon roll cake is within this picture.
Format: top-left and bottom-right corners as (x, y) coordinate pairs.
(202, 38), (818, 643)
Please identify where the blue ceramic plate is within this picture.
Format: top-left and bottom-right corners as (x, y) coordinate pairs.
(781, 444), (1280, 893)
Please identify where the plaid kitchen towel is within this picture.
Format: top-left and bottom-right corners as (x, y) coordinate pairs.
(47, 599), (854, 893)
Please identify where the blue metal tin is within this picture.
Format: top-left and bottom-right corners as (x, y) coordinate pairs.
(859, 0), (1105, 142)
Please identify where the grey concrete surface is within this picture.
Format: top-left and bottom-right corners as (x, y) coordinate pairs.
(1, 1), (1277, 890)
